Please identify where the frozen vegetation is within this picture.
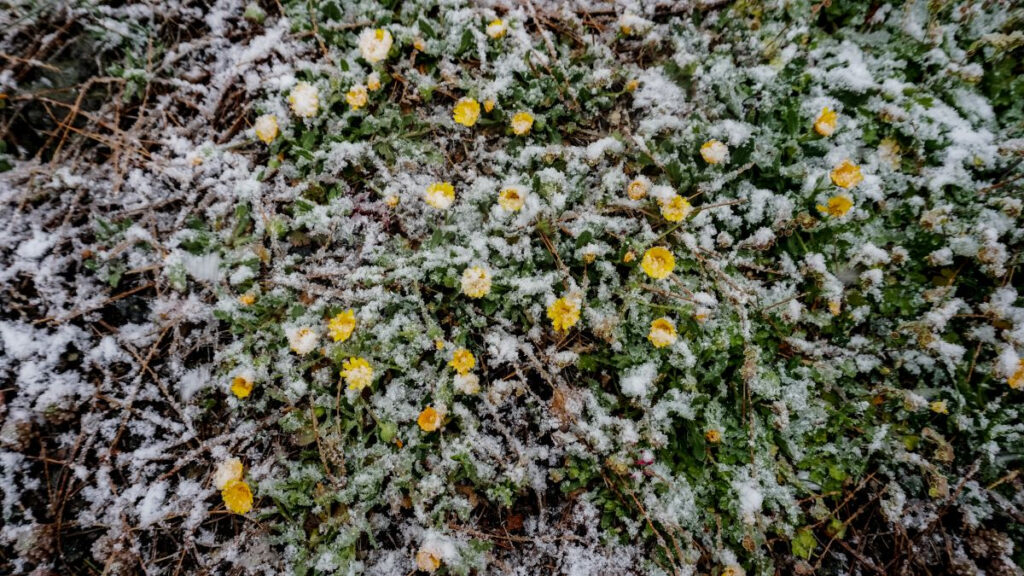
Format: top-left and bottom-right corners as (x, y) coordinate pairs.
(1, 0), (1023, 574)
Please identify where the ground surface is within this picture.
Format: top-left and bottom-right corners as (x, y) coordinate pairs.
(1, 1), (1023, 575)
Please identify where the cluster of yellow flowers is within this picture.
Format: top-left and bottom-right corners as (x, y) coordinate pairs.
(541, 247), (678, 333)
(449, 347), (481, 395)
(452, 95), (534, 136)
(214, 458), (253, 514)
(422, 181), (533, 215)
(416, 348), (483, 433)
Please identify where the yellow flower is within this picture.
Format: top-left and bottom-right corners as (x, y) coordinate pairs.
(929, 400), (948, 414)
(288, 81), (319, 118)
(454, 373), (480, 394)
(327, 310), (356, 342)
(705, 429), (722, 444)
(213, 458), (243, 490)
(814, 107), (837, 137)
(358, 28), (393, 63)
(417, 406), (442, 432)
(648, 317), (678, 348)
(640, 247), (675, 279)
(453, 98), (481, 127)
(286, 326), (319, 355)
(626, 177), (649, 200)
(498, 187), (525, 211)
(367, 72), (381, 92)
(660, 194), (693, 222)
(346, 84), (368, 110)
(486, 19), (506, 39)
(1009, 360), (1024, 390)
(341, 357), (374, 391)
(623, 250), (636, 263)
(830, 160), (863, 189)
(816, 195), (853, 218)
(878, 138), (901, 169)
(511, 111), (534, 135)
(483, 99), (495, 112)
(254, 114), (278, 144)
(385, 194), (399, 207)
(828, 300), (842, 316)
(416, 545), (443, 572)
(625, 79), (639, 92)
(461, 266), (492, 298)
(424, 182), (455, 210)
(222, 479), (253, 514)
(449, 348), (476, 375)
(238, 293), (256, 306)
(230, 371), (254, 399)
(435, 339), (445, 350)
(700, 139), (728, 164)
(413, 37), (426, 51)
(547, 297), (581, 332)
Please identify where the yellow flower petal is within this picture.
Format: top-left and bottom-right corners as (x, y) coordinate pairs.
(449, 348), (476, 375)
(660, 194), (692, 222)
(327, 310), (357, 342)
(341, 357), (374, 390)
(417, 406), (442, 432)
(547, 297), (581, 332)
(453, 98), (481, 127)
(424, 182), (455, 209)
(511, 111), (534, 135)
(817, 195), (853, 218)
(640, 247), (675, 279)
(222, 479), (253, 514)
(814, 107), (837, 136)
(830, 160), (863, 189)
(230, 374), (254, 399)
(498, 187), (525, 211)
(648, 317), (677, 348)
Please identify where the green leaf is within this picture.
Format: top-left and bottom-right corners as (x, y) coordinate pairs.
(792, 528), (817, 559)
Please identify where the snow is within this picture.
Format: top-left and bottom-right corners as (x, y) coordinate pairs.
(620, 362), (658, 398)
(0, 1), (1019, 575)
